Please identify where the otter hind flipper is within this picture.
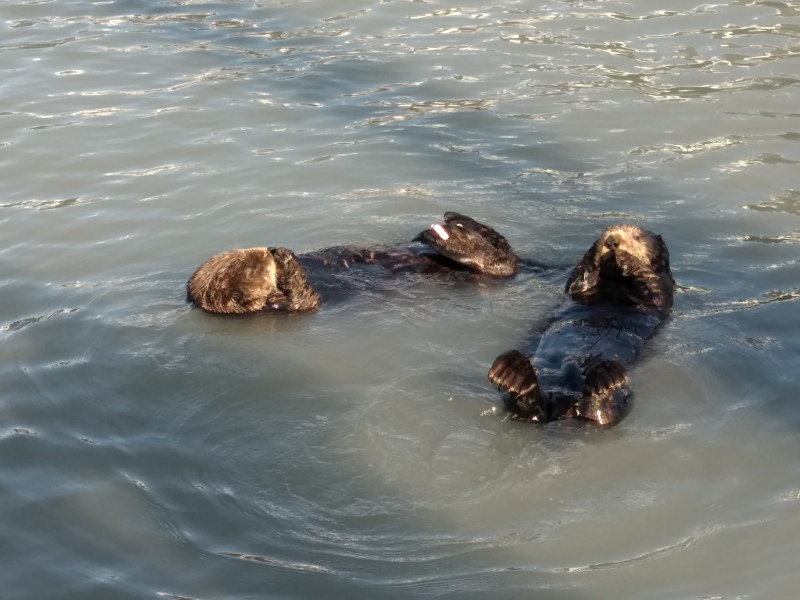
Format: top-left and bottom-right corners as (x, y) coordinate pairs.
(489, 350), (546, 421)
(416, 213), (519, 278)
(489, 350), (539, 396)
(442, 212), (514, 255)
(575, 357), (630, 425)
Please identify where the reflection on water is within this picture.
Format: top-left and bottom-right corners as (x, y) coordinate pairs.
(1, 0), (800, 598)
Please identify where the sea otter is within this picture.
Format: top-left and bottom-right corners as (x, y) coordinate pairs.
(187, 212), (519, 314)
(488, 224), (674, 425)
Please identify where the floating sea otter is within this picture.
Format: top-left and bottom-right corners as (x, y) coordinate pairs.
(187, 212), (519, 314)
(488, 225), (674, 426)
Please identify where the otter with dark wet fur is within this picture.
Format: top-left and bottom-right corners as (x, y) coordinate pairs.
(187, 212), (519, 315)
(488, 224), (674, 425)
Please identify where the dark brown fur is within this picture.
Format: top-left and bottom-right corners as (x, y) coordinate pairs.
(488, 224), (674, 425)
(187, 212), (519, 315)
(415, 213), (518, 278)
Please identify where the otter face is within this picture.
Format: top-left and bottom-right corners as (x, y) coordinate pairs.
(596, 225), (666, 275)
(566, 225), (674, 313)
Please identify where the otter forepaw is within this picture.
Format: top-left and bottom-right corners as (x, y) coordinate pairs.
(575, 358), (630, 425)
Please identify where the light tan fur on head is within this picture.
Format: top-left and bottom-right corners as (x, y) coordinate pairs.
(187, 247), (280, 314)
(595, 224), (667, 275)
(566, 224), (674, 313)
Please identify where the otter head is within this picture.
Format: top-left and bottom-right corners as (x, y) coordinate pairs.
(416, 212), (519, 278)
(566, 225), (674, 314)
(188, 247), (320, 314)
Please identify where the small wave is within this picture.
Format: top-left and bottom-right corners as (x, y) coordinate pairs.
(629, 136), (742, 157)
(157, 594), (203, 600)
(0, 34), (104, 52)
(0, 196), (101, 210)
(1, 308), (79, 334)
(106, 164), (187, 177)
(739, 232), (800, 244)
(745, 190), (800, 216)
(554, 535), (698, 572)
(694, 289), (800, 317)
(219, 551), (332, 573)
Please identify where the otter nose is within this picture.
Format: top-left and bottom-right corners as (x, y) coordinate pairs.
(605, 235), (619, 251)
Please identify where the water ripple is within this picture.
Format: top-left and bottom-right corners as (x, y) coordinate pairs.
(555, 535), (699, 572)
(1, 308), (79, 334)
(745, 189), (800, 215)
(219, 551), (331, 573)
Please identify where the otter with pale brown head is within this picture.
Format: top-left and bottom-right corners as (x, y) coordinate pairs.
(488, 224), (674, 425)
(187, 212), (520, 315)
(565, 224), (673, 311)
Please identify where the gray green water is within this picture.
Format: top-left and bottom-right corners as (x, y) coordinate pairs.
(2, 0), (800, 598)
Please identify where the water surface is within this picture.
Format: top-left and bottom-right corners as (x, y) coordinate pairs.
(2, 0), (800, 598)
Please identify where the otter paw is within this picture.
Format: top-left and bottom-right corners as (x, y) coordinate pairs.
(575, 358), (630, 425)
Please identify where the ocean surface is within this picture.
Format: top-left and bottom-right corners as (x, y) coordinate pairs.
(2, 0), (799, 598)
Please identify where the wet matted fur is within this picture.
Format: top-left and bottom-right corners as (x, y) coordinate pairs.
(488, 224), (675, 425)
(187, 212), (519, 315)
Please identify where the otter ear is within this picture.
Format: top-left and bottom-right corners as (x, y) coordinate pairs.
(565, 240), (602, 302)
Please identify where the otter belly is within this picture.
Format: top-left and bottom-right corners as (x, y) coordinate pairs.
(533, 303), (662, 391)
(490, 301), (665, 423)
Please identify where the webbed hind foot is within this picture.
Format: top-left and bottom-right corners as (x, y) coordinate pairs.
(441, 212), (514, 255)
(488, 350), (546, 421)
(574, 357), (630, 425)
(414, 213), (519, 278)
